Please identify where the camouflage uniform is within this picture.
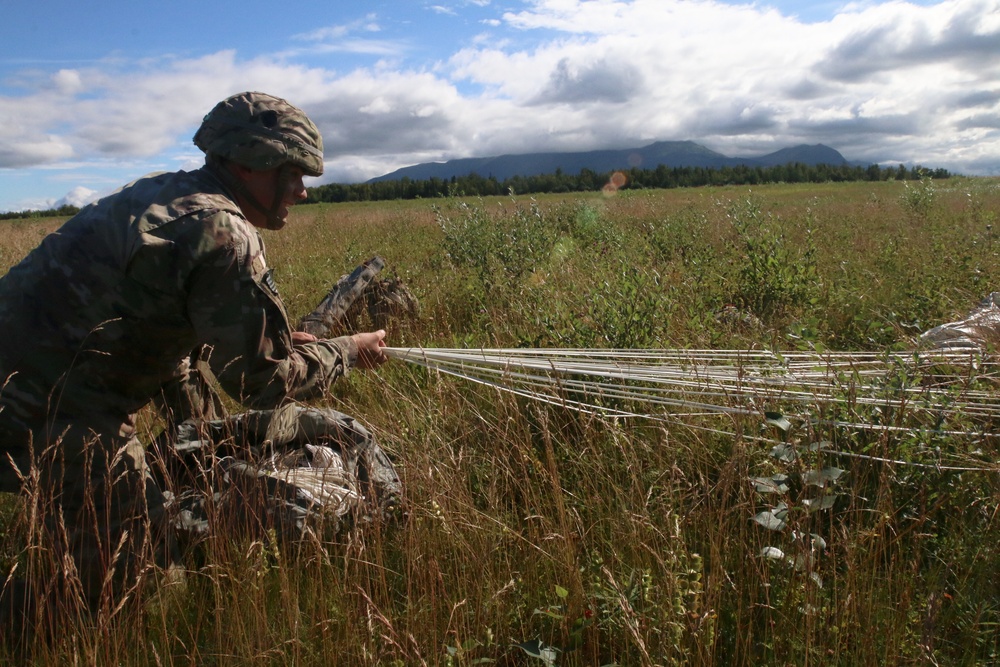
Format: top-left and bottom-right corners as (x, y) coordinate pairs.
(0, 93), (399, 626)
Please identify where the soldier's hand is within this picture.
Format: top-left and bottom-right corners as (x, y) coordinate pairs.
(292, 331), (319, 345)
(352, 329), (388, 369)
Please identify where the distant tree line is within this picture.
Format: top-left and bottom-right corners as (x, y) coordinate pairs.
(306, 163), (951, 204)
(0, 163), (953, 218)
(0, 204), (80, 221)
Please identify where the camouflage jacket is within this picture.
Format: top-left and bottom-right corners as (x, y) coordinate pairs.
(0, 167), (357, 448)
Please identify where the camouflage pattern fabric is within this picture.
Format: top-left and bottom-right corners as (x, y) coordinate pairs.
(158, 403), (402, 547)
(0, 166), (360, 617)
(193, 91), (324, 177)
(155, 345), (229, 427)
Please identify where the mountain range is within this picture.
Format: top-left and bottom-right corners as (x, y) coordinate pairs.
(369, 141), (860, 183)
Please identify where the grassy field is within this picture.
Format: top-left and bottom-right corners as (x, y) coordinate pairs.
(2, 177), (1000, 665)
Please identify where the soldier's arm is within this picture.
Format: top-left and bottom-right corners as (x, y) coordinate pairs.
(184, 214), (361, 408)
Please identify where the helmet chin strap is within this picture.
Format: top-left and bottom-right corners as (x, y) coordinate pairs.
(210, 160), (290, 231)
(266, 165), (294, 230)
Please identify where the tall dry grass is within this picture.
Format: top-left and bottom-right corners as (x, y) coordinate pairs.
(1, 177), (999, 664)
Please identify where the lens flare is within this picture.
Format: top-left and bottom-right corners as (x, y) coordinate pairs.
(602, 170), (627, 195)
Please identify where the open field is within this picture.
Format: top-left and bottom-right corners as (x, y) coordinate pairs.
(2, 177), (1000, 665)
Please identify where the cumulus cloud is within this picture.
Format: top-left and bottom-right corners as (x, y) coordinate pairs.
(1, 0), (998, 207)
(0, 51), (343, 170)
(0, 138), (74, 168)
(306, 70), (469, 155)
(532, 57), (645, 104)
(464, 0), (1000, 170)
(51, 69), (84, 95)
(55, 186), (99, 209)
(817, 0), (1000, 82)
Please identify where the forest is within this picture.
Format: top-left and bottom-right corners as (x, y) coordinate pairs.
(2, 163), (952, 219)
(306, 161), (951, 203)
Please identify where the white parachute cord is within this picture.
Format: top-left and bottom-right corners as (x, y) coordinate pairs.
(384, 346), (1000, 472)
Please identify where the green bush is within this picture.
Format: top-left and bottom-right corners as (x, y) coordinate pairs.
(438, 197), (558, 295)
(724, 195), (819, 320)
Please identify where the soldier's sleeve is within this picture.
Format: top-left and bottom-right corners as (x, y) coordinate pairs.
(184, 211), (359, 409)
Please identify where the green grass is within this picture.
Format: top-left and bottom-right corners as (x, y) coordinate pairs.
(2, 177), (999, 665)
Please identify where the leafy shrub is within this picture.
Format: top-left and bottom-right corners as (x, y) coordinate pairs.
(724, 196), (819, 320)
(560, 202), (624, 250)
(438, 197), (558, 295)
(587, 268), (667, 348)
(900, 173), (937, 220)
(646, 207), (715, 269)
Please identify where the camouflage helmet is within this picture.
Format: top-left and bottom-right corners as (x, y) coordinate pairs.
(193, 92), (324, 177)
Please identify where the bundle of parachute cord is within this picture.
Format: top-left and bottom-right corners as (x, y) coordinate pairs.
(384, 345), (1000, 474)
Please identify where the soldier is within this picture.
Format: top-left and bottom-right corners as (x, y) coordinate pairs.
(0, 92), (398, 633)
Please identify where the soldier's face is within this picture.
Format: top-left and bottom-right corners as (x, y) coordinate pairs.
(239, 165), (308, 229)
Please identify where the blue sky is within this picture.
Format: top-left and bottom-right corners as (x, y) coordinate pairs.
(0, 0), (996, 212)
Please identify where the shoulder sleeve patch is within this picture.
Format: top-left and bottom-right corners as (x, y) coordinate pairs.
(251, 254), (267, 277)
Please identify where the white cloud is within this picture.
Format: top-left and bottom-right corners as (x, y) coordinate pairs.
(1, 0), (998, 210)
(360, 97), (394, 114)
(0, 185), (98, 214)
(444, 0), (1000, 170)
(51, 69), (84, 95)
(0, 137), (74, 168)
(283, 16), (402, 60)
(55, 186), (99, 208)
(294, 15), (382, 42)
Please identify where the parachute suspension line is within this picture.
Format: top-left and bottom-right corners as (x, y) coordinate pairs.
(384, 346), (1000, 473)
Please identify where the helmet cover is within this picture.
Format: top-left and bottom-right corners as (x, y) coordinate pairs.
(193, 92), (324, 176)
